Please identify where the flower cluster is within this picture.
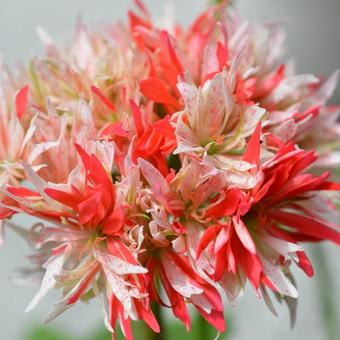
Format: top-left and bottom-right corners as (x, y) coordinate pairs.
(0, 1), (340, 339)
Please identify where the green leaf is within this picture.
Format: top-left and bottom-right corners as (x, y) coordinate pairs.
(86, 328), (112, 340)
(25, 326), (71, 340)
(161, 312), (232, 340)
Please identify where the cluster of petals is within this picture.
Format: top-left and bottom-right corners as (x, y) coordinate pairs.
(0, 1), (339, 339)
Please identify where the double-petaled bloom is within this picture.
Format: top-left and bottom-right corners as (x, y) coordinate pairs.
(195, 128), (340, 319)
(0, 1), (340, 339)
(0, 63), (32, 190)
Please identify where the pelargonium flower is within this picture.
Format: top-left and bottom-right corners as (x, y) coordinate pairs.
(26, 21), (149, 129)
(130, 1), (340, 169)
(173, 70), (265, 188)
(195, 128), (340, 315)
(1, 145), (155, 338)
(0, 61), (34, 190)
(0, 1), (339, 339)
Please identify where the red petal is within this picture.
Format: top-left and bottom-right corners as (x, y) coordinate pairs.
(216, 42), (228, 70)
(214, 223), (231, 253)
(130, 100), (144, 137)
(67, 263), (99, 305)
(296, 251), (314, 277)
(269, 210), (340, 245)
(134, 0), (150, 17)
(135, 300), (160, 333)
(78, 190), (102, 226)
(262, 273), (279, 292)
(109, 295), (119, 335)
(74, 143), (92, 174)
(91, 85), (116, 112)
(102, 206), (125, 235)
(75, 144), (113, 192)
(239, 250), (263, 289)
(206, 189), (241, 219)
(227, 241), (236, 274)
(232, 217), (256, 255)
(214, 244), (228, 281)
(267, 172), (329, 207)
(89, 155), (114, 191)
(119, 310), (133, 340)
(140, 77), (180, 108)
(108, 239), (137, 265)
(160, 31), (183, 74)
(289, 150), (317, 178)
(0, 206), (15, 219)
(196, 307), (226, 333)
(253, 173), (276, 203)
(317, 181), (340, 191)
(15, 85), (29, 119)
(100, 122), (128, 139)
(7, 186), (40, 197)
(243, 122), (261, 165)
(159, 266), (191, 331)
(153, 115), (176, 139)
(45, 188), (79, 210)
(293, 106), (320, 122)
(196, 225), (223, 258)
(128, 11), (152, 31)
(254, 64), (285, 98)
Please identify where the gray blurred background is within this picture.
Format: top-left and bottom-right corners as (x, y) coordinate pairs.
(0, 1), (339, 339)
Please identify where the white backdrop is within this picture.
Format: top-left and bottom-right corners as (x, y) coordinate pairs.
(0, 1), (339, 339)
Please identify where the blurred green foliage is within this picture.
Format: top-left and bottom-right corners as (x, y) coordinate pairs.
(209, 0), (233, 5)
(24, 313), (232, 340)
(26, 327), (67, 340)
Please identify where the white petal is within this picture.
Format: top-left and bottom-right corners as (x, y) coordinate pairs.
(0, 220), (5, 247)
(21, 115), (37, 153)
(99, 262), (132, 313)
(221, 271), (244, 305)
(171, 236), (186, 254)
(283, 295), (298, 329)
(42, 300), (71, 324)
(43, 264), (96, 323)
(25, 253), (65, 312)
(190, 293), (212, 314)
(95, 252), (147, 275)
(312, 69), (339, 104)
(173, 113), (200, 155)
(138, 158), (177, 212)
(74, 27), (94, 71)
(92, 281), (114, 333)
(177, 82), (198, 120)
(261, 285), (278, 317)
(269, 74), (319, 103)
(162, 254), (203, 298)
(261, 257), (298, 298)
(22, 162), (65, 211)
(29, 141), (60, 163)
(264, 235), (303, 257)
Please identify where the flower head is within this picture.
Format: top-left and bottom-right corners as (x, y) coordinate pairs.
(0, 1), (339, 338)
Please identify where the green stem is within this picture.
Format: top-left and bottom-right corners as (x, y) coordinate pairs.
(310, 244), (339, 340)
(197, 314), (211, 340)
